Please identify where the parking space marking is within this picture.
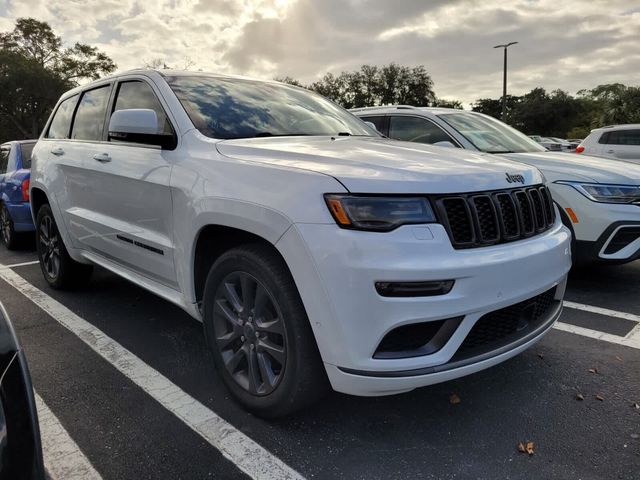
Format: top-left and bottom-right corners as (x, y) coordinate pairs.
(35, 392), (103, 480)
(0, 267), (304, 480)
(0, 260), (40, 269)
(564, 301), (640, 323)
(554, 322), (640, 350)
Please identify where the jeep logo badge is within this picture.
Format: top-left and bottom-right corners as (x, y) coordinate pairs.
(505, 173), (525, 184)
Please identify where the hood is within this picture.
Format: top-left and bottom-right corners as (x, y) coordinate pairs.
(501, 151), (640, 185)
(216, 136), (543, 194)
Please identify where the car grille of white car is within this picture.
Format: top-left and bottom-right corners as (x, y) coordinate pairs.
(433, 185), (555, 249)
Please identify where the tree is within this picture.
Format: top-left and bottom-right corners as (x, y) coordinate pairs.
(0, 18), (117, 142)
(1, 18), (115, 83)
(433, 98), (463, 109)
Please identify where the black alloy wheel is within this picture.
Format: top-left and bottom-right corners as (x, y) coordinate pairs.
(212, 271), (287, 396)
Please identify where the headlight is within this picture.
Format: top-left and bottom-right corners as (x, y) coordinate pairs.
(324, 194), (437, 231)
(555, 181), (640, 204)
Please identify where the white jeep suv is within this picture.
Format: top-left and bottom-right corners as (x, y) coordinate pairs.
(354, 107), (640, 265)
(31, 71), (571, 416)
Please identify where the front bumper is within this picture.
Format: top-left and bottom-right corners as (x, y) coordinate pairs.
(277, 216), (571, 396)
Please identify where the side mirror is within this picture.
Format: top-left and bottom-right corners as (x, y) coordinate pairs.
(433, 140), (456, 149)
(108, 109), (175, 149)
(364, 121), (382, 134)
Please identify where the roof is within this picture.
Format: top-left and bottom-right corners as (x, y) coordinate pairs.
(349, 105), (462, 115)
(592, 124), (640, 132)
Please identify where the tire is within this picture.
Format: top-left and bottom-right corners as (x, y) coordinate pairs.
(0, 203), (20, 250)
(35, 204), (93, 289)
(202, 243), (328, 418)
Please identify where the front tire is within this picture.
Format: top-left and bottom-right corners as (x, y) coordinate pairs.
(36, 204), (93, 289)
(1, 204), (20, 250)
(203, 244), (328, 418)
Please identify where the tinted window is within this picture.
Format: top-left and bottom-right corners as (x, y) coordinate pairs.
(0, 147), (10, 174)
(167, 75), (376, 139)
(46, 95), (79, 139)
(602, 129), (640, 146)
(112, 81), (173, 135)
(360, 116), (385, 133)
(71, 86), (111, 141)
(388, 116), (455, 145)
(20, 143), (35, 169)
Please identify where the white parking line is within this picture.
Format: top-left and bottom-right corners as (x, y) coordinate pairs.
(0, 267), (304, 480)
(564, 301), (640, 323)
(0, 260), (40, 269)
(553, 322), (640, 350)
(35, 392), (103, 480)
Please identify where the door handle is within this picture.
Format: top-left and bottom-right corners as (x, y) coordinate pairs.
(93, 153), (112, 163)
(606, 149), (615, 153)
(50, 147), (64, 156)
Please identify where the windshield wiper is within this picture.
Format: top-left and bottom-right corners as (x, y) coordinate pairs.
(486, 150), (515, 154)
(251, 132), (315, 138)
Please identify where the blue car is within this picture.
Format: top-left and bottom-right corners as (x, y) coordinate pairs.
(0, 140), (36, 249)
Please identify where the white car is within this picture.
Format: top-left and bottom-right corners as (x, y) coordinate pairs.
(30, 71), (571, 416)
(528, 135), (562, 151)
(353, 106), (640, 265)
(577, 124), (640, 163)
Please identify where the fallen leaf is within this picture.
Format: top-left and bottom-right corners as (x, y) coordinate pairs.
(588, 368), (598, 374)
(537, 353), (544, 359)
(615, 356), (623, 362)
(595, 394), (604, 401)
(526, 442), (535, 455)
(517, 442), (526, 453)
(633, 402), (639, 410)
(449, 393), (461, 405)
(576, 393), (584, 401)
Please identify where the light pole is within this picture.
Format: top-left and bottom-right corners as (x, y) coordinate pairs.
(493, 41), (518, 122)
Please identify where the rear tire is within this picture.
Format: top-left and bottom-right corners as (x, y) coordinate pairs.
(35, 204), (93, 289)
(1, 204), (20, 250)
(202, 243), (328, 418)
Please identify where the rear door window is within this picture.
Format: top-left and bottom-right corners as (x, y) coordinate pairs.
(71, 85), (112, 141)
(388, 116), (456, 145)
(0, 146), (10, 174)
(46, 95), (79, 139)
(601, 129), (640, 145)
(111, 81), (173, 136)
(20, 143), (35, 169)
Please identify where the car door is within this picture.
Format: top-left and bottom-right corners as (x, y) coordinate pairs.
(39, 93), (85, 247)
(600, 129), (640, 160)
(73, 77), (178, 289)
(387, 115), (460, 147)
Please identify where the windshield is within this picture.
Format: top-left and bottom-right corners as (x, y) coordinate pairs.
(438, 112), (547, 153)
(166, 75), (377, 140)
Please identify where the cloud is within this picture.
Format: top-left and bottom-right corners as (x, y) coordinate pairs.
(0, 0), (638, 104)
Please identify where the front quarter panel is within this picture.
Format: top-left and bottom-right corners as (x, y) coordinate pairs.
(171, 131), (347, 303)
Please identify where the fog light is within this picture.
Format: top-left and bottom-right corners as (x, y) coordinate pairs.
(375, 280), (455, 297)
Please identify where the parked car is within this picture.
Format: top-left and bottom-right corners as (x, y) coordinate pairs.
(31, 71), (571, 417)
(0, 140), (36, 249)
(0, 303), (45, 480)
(577, 124), (640, 163)
(545, 137), (576, 151)
(528, 135), (562, 151)
(352, 106), (640, 265)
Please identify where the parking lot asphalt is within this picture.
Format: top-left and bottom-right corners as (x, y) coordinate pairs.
(1, 241), (639, 480)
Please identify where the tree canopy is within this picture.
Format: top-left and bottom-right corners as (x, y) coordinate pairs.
(0, 18), (116, 142)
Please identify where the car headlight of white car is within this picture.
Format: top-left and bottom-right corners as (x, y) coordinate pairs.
(555, 181), (640, 204)
(324, 194), (437, 231)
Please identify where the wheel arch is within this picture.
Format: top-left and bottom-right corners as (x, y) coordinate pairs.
(191, 223), (292, 308)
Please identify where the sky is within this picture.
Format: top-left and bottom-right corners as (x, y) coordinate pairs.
(1, 0), (639, 106)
